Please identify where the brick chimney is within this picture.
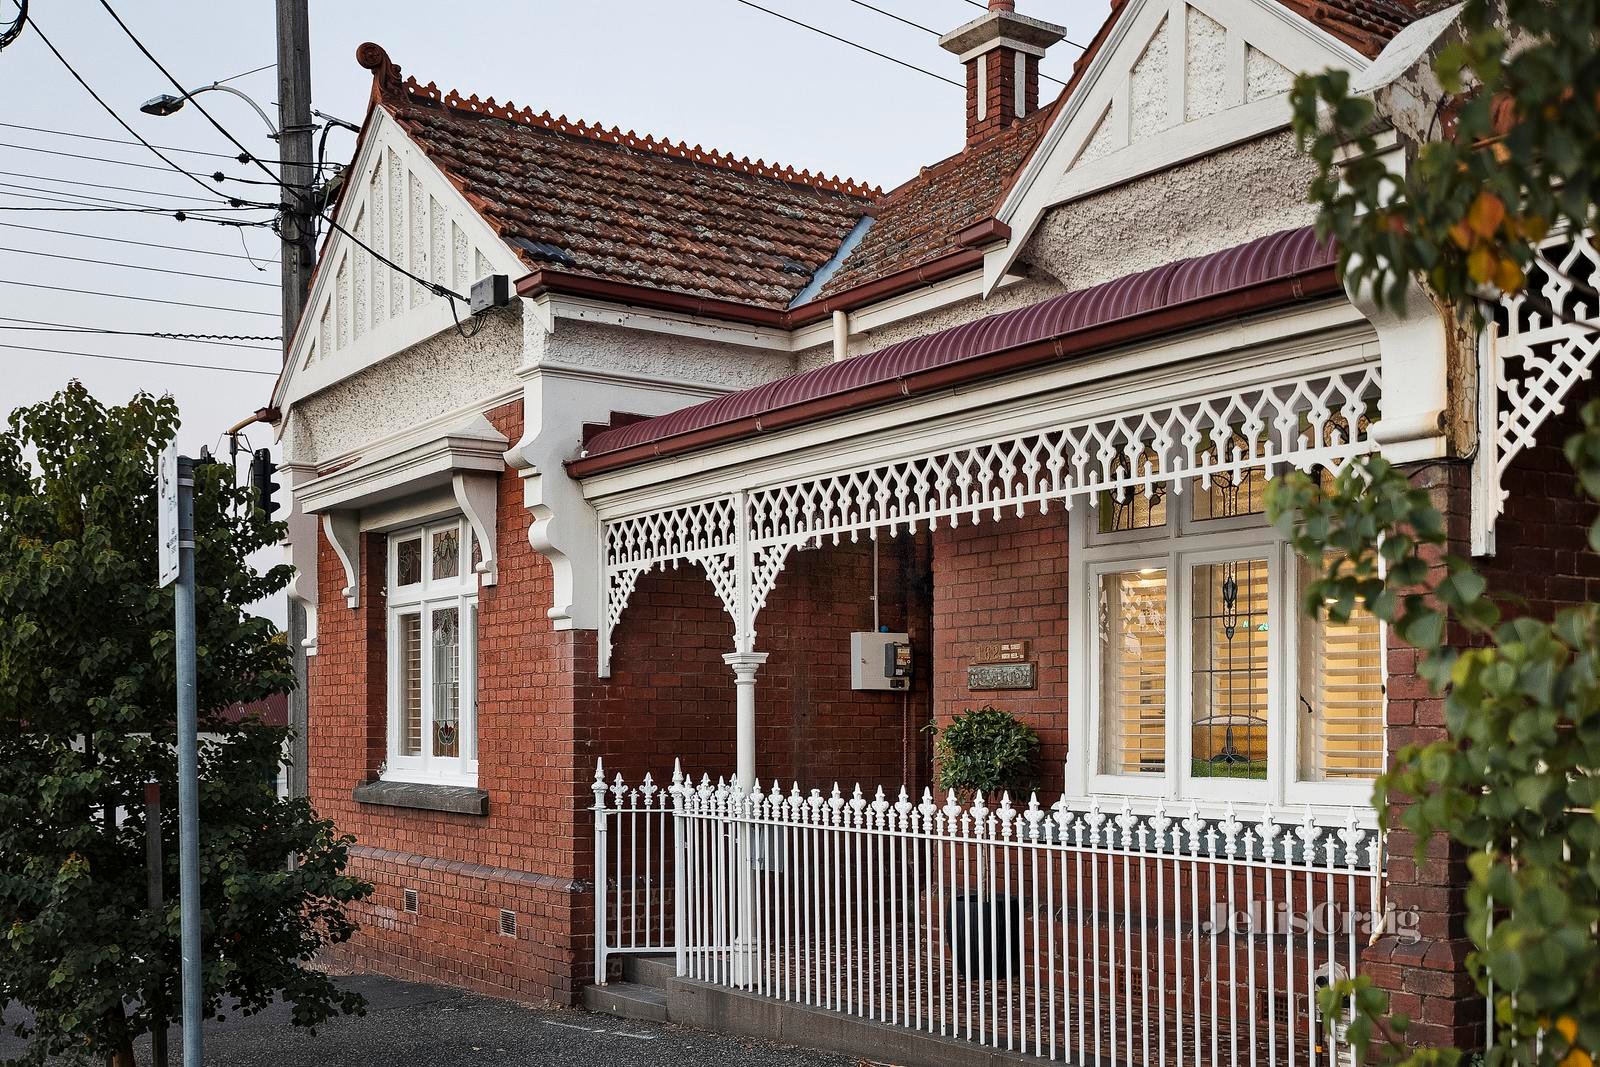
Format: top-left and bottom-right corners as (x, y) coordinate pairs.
(940, 0), (1067, 145)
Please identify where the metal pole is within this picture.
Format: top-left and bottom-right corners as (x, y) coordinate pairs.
(174, 456), (202, 1067)
(145, 781), (167, 1067)
(276, 0), (316, 356)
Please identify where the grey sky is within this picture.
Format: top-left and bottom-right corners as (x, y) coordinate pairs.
(0, 0), (1108, 622)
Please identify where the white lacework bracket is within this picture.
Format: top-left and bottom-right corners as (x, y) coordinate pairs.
(597, 362), (1383, 675)
(1474, 234), (1600, 555)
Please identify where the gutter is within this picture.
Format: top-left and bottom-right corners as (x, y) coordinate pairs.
(564, 260), (1342, 479)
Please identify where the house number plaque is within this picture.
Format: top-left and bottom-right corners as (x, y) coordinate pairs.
(971, 639), (1029, 664)
(967, 662), (1037, 691)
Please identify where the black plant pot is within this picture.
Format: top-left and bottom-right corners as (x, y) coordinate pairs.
(946, 893), (1020, 979)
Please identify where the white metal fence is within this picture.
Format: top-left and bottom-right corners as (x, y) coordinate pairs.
(596, 762), (1383, 1066)
(592, 764), (676, 981)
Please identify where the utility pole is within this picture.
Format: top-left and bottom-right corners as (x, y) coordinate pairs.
(276, 0), (316, 337)
(276, 0), (314, 800)
(169, 454), (202, 1067)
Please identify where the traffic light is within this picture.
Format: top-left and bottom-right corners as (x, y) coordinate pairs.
(249, 448), (281, 517)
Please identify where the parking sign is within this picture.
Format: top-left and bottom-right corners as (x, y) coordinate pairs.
(158, 444), (179, 587)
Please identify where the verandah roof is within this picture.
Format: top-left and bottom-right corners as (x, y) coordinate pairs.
(570, 226), (1341, 478)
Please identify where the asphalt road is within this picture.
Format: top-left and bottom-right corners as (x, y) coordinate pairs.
(1, 975), (856, 1067)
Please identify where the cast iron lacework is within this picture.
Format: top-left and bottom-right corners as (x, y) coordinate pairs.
(1490, 233), (1600, 509)
(598, 363), (1382, 673)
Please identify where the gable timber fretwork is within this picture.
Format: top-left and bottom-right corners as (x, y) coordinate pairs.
(597, 360), (1382, 674)
(1476, 233), (1600, 553)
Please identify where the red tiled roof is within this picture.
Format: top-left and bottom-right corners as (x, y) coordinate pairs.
(572, 226), (1339, 476)
(816, 110), (1052, 300)
(358, 45), (877, 312)
(1278, 0), (1432, 58)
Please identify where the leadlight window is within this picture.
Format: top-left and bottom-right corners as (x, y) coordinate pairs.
(386, 518), (478, 785)
(1082, 468), (1385, 803)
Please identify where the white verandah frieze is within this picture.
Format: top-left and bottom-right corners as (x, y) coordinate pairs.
(597, 360), (1383, 675)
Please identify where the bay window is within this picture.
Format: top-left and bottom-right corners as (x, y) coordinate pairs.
(1077, 466), (1384, 805)
(386, 518), (478, 785)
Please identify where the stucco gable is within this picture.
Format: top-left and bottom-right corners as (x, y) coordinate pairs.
(986, 0), (1373, 294)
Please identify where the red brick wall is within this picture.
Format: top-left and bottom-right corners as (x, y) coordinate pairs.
(592, 533), (933, 795)
(310, 399), (592, 1005)
(931, 510), (1071, 780)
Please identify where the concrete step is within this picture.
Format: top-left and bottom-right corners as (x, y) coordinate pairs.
(620, 954), (675, 991)
(582, 980), (669, 1024)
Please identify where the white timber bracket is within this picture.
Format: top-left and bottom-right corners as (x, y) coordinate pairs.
(1346, 263), (1451, 465)
(1472, 232), (1600, 555)
(281, 459), (322, 652)
(452, 470), (499, 587)
(321, 512), (362, 609)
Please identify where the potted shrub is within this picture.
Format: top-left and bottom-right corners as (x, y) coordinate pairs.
(927, 705), (1041, 979)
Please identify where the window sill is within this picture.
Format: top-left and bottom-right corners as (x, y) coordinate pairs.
(352, 778), (488, 816)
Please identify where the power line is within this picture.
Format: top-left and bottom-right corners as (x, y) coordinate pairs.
(843, 0), (1078, 81)
(95, 1), (288, 193)
(731, 0), (963, 88)
(0, 140), (305, 190)
(0, 316), (280, 350)
(0, 121), (272, 163)
(952, 0), (1086, 50)
(17, 9), (241, 206)
(0, 277), (279, 317)
(0, 221), (280, 264)
(0, 168), (256, 205)
(216, 62), (275, 85)
(1, 341), (277, 377)
(0, 245), (279, 288)
(0, 182), (270, 213)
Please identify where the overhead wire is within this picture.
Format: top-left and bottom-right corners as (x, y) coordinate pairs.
(14, 6), (245, 206)
(0, 182), (270, 213)
(0, 244), (279, 287)
(0, 168), (269, 205)
(0, 141), (313, 190)
(731, 0), (963, 87)
(0, 316), (280, 351)
(0, 221), (281, 263)
(842, 0), (1076, 81)
(0, 341), (278, 377)
(0, 277), (279, 317)
(0, 121), (284, 163)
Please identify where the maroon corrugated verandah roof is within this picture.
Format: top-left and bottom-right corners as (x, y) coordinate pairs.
(569, 226), (1340, 477)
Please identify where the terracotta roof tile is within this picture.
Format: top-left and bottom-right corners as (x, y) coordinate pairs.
(358, 46), (877, 311)
(816, 110), (1052, 300)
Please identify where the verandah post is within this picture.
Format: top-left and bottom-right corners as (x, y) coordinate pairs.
(592, 760), (609, 986)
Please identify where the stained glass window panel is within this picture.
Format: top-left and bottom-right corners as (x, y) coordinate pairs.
(1099, 568), (1167, 774)
(432, 527), (460, 580)
(1190, 558), (1270, 780)
(396, 537), (422, 586)
(431, 606), (460, 758)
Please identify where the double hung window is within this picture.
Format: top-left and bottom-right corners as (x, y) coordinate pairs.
(386, 518), (479, 785)
(1080, 465), (1384, 805)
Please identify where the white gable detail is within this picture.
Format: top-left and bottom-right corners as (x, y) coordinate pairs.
(275, 107), (526, 409)
(987, 0), (1367, 293)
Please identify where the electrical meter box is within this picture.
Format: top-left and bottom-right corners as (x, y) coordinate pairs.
(851, 631), (912, 691)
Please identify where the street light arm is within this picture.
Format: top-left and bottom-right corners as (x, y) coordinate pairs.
(178, 83), (280, 138)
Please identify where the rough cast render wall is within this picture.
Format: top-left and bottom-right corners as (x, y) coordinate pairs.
(931, 510), (1071, 776)
(285, 307), (524, 469)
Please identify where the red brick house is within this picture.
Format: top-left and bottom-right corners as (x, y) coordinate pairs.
(268, 0), (1597, 1059)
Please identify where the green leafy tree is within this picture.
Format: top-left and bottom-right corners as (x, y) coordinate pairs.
(0, 385), (370, 1066)
(929, 705), (1041, 797)
(1293, 0), (1599, 316)
(1285, 3), (1600, 1062)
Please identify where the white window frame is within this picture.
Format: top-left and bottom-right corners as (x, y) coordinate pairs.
(1067, 480), (1383, 810)
(384, 517), (479, 787)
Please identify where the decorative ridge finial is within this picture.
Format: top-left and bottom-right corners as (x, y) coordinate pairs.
(356, 43), (403, 97)
(989, 0), (1016, 9)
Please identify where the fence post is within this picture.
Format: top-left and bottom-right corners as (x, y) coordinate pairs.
(672, 758), (687, 978)
(592, 760), (609, 987)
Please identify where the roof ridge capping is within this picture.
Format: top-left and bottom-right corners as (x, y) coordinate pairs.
(355, 42), (883, 200)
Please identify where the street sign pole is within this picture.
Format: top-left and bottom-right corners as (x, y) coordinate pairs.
(164, 453), (203, 1066)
